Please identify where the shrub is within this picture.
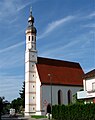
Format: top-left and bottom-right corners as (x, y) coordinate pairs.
(52, 104), (95, 120)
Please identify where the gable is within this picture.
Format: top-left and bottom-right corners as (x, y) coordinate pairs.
(36, 57), (84, 86)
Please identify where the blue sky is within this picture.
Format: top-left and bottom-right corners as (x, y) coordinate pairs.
(0, 0), (94, 101)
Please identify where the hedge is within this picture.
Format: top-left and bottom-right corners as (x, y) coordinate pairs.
(52, 104), (95, 120)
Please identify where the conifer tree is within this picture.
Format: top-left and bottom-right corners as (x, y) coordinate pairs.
(19, 81), (25, 108)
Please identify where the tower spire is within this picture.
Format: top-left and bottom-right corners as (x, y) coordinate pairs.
(30, 7), (32, 15)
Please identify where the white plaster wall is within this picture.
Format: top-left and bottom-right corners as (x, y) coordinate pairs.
(29, 73), (36, 81)
(83, 80), (86, 91)
(25, 73), (29, 82)
(30, 94), (36, 104)
(25, 62), (36, 72)
(25, 83), (29, 93)
(25, 51), (29, 62)
(85, 77), (95, 91)
(25, 93), (29, 104)
(25, 51), (37, 63)
(29, 83), (36, 93)
(29, 83), (36, 92)
(35, 66), (41, 115)
(30, 105), (36, 113)
(25, 72), (36, 82)
(25, 105), (29, 113)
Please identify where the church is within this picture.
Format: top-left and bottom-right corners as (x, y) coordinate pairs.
(25, 10), (84, 116)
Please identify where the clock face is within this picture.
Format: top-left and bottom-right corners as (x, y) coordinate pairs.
(30, 52), (37, 62)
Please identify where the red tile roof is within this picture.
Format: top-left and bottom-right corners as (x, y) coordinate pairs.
(84, 69), (95, 79)
(36, 57), (84, 86)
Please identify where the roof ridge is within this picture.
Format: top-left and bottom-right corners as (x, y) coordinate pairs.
(37, 56), (82, 69)
(84, 69), (95, 78)
(38, 56), (79, 64)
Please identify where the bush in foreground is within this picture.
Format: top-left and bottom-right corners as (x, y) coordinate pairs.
(52, 104), (95, 120)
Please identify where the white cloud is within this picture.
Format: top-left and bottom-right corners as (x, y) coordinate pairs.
(0, 51), (24, 69)
(83, 11), (95, 19)
(88, 11), (95, 18)
(0, 1), (15, 18)
(0, 75), (24, 101)
(0, 0), (42, 19)
(40, 38), (80, 57)
(40, 30), (94, 60)
(0, 41), (25, 69)
(82, 23), (95, 28)
(0, 1), (31, 20)
(16, 2), (32, 12)
(0, 41), (24, 53)
(46, 16), (74, 33)
(37, 15), (75, 40)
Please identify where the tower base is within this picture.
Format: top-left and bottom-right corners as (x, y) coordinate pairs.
(25, 110), (45, 117)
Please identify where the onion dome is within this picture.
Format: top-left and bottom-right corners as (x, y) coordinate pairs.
(26, 8), (37, 34)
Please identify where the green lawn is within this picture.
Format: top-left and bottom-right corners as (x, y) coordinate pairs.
(31, 115), (47, 119)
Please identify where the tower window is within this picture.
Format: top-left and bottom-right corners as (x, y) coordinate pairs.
(32, 36), (33, 41)
(28, 36), (30, 41)
(32, 65), (34, 67)
(32, 55), (34, 58)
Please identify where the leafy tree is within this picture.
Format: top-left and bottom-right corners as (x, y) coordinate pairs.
(10, 81), (25, 113)
(11, 98), (22, 113)
(2, 100), (10, 114)
(0, 97), (4, 119)
(11, 81), (25, 113)
(0, 97), (10, 119)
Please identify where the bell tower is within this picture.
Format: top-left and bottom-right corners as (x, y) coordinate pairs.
(25, 8), (37, 116)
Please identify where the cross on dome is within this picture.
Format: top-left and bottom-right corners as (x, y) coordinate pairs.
(30, 7), (32, 15)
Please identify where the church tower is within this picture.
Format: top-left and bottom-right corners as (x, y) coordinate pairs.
(25, 9), (37, 116)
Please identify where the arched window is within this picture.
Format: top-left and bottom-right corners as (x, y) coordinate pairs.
(32, 36), (33, 41)
(68, 90), (72, 104)
(58, 90), (63, 105)
(28, 36), (30, 41)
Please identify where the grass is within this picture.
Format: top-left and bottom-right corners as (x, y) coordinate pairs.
(31, 115), (47, 119)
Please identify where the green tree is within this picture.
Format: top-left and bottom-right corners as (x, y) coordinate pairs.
(19, 81), (25, 108)
(10, 81), (25, 113)
(72, 89), (84, 104)
(0, 97), (4, 119)
(2, 100), (10, 114)
(11, 98), (22, 113)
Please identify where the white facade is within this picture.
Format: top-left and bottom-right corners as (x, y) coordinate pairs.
(77, 76), (95, 100)
(35, 65), (41, 115)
